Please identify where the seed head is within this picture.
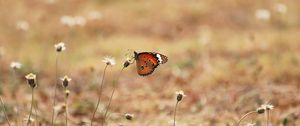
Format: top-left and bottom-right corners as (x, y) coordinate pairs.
(245, 123), (256, 126)
(124, 113), (134, 120)
(25, 73), (37, 88)
(256, 107), (265, 114)
(175, 90), (186, 102)
(65, 89), (70, 98)
(61, 75), (71, 88)
(102, 56), (116, 66)
(10, 61), (22, 70)
(123, 57), (134, 68)
(256, 103), (274, 114)
(54, 42), (66, 52)
(261, 103), (274, 110)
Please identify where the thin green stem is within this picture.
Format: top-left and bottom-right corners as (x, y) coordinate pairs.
(12, 70), (20, 125)
(27, 88), (34, 126)
(173, 101), (179, 126)
(91, 65), (108, 126)
(64, 88), (68, 126)
(236, 111), (256, 126)
(51, 53), (59, 126)
(102, 67), (124, 126)
(34, 105), (39, 126)
(266, 110), (270, 126)
(0, 97), (11, 126)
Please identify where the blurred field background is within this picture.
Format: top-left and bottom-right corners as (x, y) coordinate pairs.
(0, 0), (300, 126)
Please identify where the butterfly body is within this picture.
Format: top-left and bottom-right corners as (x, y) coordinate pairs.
(134, 51), (168, 76)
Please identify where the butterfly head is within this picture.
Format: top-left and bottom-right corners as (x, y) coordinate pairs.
(134, 51), (139, 60)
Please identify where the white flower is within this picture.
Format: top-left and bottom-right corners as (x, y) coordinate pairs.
(74, 16), (86, 27)
(54, 42), (66, 52)
(245, 123), (255, 126)
(10, 61), (22, 69)
(16, 20), (30, 31)
(102, 56), (116, 66)
(60, 16), (76, 27)
(60, 15), (86, 27)
(261, 103), (274, 110)
(255, 9), (271, 21)
(274, 3), (287, 14)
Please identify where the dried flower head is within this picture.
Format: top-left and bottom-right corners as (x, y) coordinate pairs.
(61, 75), (71, 88)
(54, 42), (66, 52)
(123, 57), (135, 68)
(124, 113), (134, 120)
(65, 89), (70, 98)
(256, 106), (265, 114)
(175, 90), (186, 102)
(60, 15), (76, 27)
(256, 103), (274, 114)
(255, 9), (271, 21)
(262, 103), (274, 110)
(74, 16), (86, 27)
(25, 73), (37, 88)
(60, 15), (86, 27)
(102, 56), (116, 66)
(10, 61), (22, 70)
(245, 123), (256, 126)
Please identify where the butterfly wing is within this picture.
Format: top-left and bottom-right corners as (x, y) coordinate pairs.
(155, 53), (168, 64)
(135, 52), (168, 76)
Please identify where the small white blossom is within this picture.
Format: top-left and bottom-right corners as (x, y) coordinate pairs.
(10, 61), (22, 69)
(60, 15), (86, 27)
(102, 56), (116, 66)
(74, 16), (86, 27)
(54, 42), (66, 52)
(245, 123), (255, 126)
(255, 9), (271, 21)
(274, 3), (287, 14)
(261, 103), (274, 110)
(16, 20), (30, 31)
(60, 16), (76, 27)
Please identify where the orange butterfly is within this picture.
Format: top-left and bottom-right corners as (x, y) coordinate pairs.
(133, 51), (168, 76)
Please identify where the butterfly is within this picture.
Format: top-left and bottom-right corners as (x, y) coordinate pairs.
(133, 51), (168, 76)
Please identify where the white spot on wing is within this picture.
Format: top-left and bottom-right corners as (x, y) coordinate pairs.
(156, 54), (163, 64)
